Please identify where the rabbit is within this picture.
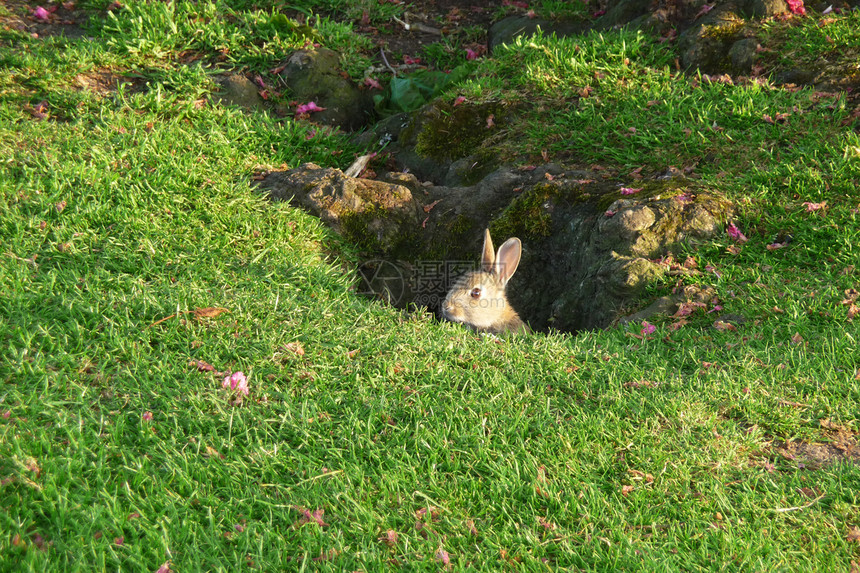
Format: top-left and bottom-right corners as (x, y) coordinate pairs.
(441, 229), (530, 335)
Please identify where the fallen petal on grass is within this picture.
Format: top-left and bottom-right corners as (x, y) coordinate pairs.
(222, 371), (249, 397)
(786, 0), (806, 14)
(379, 530), (398, 546)
(295, 101), (326, 115)
(802, 201), (826, 212)
(363, 77), (382, 90)
(726, 223), (748, 242)
(33, 6), (51, 20)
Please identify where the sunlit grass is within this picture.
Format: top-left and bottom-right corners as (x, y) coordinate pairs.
(1, 2), (860, 570)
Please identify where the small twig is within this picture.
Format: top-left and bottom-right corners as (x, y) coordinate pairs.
(148, 313), (179, 328)
(5, 251), (38, 268)
(392, 14), (441, 35)
(392, 14), (411, 30)
(772, 493), (825, 513)
(778, 399), (811, 409)
(293, 469), (344, 487)
(344, 153), (375, 178)
(148, 307), (229, 328)
(411, 22), (442, 35)
(379, 48), (397, 76)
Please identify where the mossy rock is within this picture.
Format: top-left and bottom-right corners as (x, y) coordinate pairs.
(278, 48), (374, 130)
(679, 8), (748, 73)
(412, 100), (509, 163)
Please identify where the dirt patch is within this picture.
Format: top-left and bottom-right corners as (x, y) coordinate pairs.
(0, 0), (93, 39)
(771, 419), (860, 469)
(73, 69), (144, 96)
(329, 0), (501, 63)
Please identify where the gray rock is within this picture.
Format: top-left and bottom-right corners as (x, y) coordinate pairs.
(774, 68), (816, 86)
(258, 163), (422, 253)
(729, 37), (760, 74)
(488, 16), (586, 53)
(743, 0), (789, 17)
(258, 159), (734, 332)
(601, 204), (657, 239)
(595, 0), (654, 29)
(278, 48), (374, 130)
(214, 73), (266, 112)
(678, 6), (746, 73)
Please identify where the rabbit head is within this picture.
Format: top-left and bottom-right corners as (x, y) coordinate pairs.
(441, 229), (529, 334)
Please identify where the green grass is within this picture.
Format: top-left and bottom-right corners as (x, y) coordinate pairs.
(2, 2), (860, 571)
(760, 11), (860, 67)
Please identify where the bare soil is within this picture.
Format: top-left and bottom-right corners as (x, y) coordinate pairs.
(772, 419), (860, 469)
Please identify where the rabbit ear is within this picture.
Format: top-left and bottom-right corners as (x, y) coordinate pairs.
(494, 237), (522, 285)
(480, 228), (496, 272)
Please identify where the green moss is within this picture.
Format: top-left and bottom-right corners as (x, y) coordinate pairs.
(491, 183), (559, 240)
(594, 180), (687, 210)
(445, 213), (474, 245)
(414, 101), (508, 162)
(423, 213), (476, 260)
(701, 20), (744, 41)
(339, 205), (420, 258)
(453, 149), (499, 186)
(340, 206), (383, 251)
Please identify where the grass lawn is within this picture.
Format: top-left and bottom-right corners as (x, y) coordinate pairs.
(1, 1), (859, 570)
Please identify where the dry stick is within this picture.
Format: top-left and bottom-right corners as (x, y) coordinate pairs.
(148, 307), (229, 328)
(380, 48), (397, 76)
(772, 493), (826, 513)
(5, 252), (38, 268)
(391, 15), (442, 36)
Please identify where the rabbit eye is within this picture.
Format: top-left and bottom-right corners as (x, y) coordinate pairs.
(470, 287), (481, 299)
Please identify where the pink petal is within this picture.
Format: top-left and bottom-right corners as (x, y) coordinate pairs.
(363, 77), (382, 90)
(465, 49), (478, 60)
(786, 0), (806, 14)
(619, 187), (642, 195)
(156, 563), (171, 573)
(33, 6), (51, 20)
(453, 96), (466, 106)
(435, 548), (450, 565)
(640, 321), (656, 336)
(142, 411), (153, 421)
(726, 223), (748, 242)
(802, 201), (826, 212)
(296, 101), (326, 115)
(695, 3), (715, 18)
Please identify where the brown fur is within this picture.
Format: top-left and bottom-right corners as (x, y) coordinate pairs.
(441, 229), (529, 334)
